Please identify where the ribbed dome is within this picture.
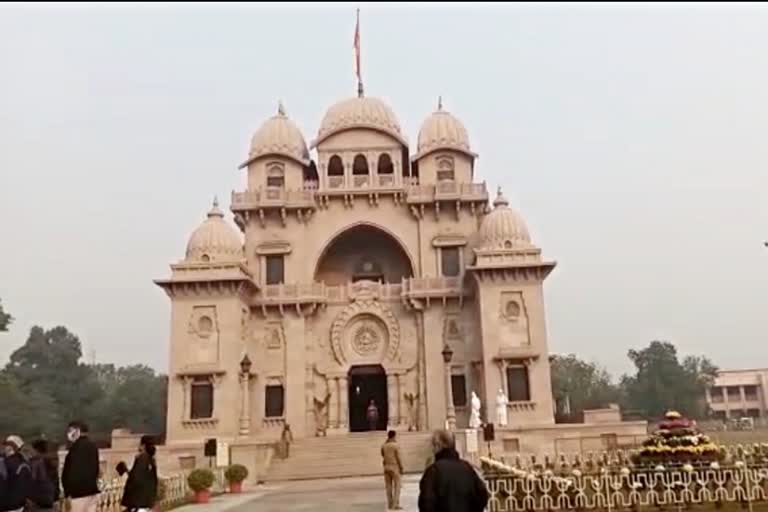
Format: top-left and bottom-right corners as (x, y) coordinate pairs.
(478, 189), (532, 250)
(415, 100), (476, 160)
(185, 199), (243, 263)
(313, 96), (407, 147)
(240, 103), (309, 168)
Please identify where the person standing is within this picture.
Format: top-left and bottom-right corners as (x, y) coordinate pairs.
(121, 435), (158, 512)
(418, 429), (488, 512)
(0, 435), (33, 512)
(62, 421), (100, 512)
(28, 440), (59, 512)
(366, 400), (379, 431)
(380, 430), (404, 511)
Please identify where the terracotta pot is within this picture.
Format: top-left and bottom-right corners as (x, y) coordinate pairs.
(229, 481), (243, 494)
(194, 490), (211, 504)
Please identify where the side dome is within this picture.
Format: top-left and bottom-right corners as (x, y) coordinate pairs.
(185, 199), (244, 263)
(414, 100), (476, 160)
(240, 103), (310, 168)
(312, 96), (407, 147)
(478, 189), (532, 250)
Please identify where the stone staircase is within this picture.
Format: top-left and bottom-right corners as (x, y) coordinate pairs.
(266, 431), (433, 481)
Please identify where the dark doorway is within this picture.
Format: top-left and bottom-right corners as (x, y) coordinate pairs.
(348, 365), (388, 432)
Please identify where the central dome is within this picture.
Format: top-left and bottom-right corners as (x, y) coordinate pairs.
(313, 96), (407, 147)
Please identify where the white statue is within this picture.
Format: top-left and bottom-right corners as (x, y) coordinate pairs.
(496, 388), (508, 427)
(469, 391), (482, 429)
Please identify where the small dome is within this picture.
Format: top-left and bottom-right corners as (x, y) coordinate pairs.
(478, 189), (532, 250)
(240, 103), (309, 168)
(185, 199), (243, 263)
(313, 96), (407, 147)
(414, 99), (476, 160)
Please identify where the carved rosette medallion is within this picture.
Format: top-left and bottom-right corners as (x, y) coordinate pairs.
(329, 299), (400, 366)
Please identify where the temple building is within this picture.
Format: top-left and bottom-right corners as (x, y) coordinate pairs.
(155, 92), (643, 461)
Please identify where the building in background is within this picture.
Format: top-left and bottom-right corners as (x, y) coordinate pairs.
(706, 368), (768, 419)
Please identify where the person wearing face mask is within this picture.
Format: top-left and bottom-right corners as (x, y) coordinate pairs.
(0, 435), (33, 512)
(61, 421), (100, 512)
(120, 435), (158, 512)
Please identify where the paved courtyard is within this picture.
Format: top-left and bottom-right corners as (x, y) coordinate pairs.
(235, 474), (421, 512)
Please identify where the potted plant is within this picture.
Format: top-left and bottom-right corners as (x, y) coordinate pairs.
(187, 468), (215, 504)
(224, 464), (249, 494)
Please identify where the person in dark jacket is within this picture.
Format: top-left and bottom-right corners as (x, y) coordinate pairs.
(121, 435), (158, 512)
(28, 440), (59, 512)
(1, 435), (34, 512)
(418, 429), (489, 512)
(62, 421), (100, 512)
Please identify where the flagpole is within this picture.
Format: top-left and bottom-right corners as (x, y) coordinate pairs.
(354, 8), (364, 97)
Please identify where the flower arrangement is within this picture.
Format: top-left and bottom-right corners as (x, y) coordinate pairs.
(635, 411), (723, 466)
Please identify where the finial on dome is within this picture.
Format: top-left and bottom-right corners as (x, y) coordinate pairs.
(493, 187), (509, 208)
(437, 96), (443, 111)
(207, 196), (224, 218)
(277, 101), (286, 116)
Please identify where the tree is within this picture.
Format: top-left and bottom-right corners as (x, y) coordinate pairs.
(550, 354), (620, 421)
(620, 340), (717, 419)
(6, 326), (103, 423)
(0, 299), (12, 332)
(0, 373), (62, 440)
(89, 365), (167, 435)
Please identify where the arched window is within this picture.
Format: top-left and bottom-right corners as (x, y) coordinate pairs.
(353, 154), (369, 175)
(377, 154), (393, 174)
(436, 156), (455, 181)
(328, 155), (344, 176)
(266, 163), (285, 188)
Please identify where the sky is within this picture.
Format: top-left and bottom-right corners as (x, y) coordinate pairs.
(1, 3), (767, 377)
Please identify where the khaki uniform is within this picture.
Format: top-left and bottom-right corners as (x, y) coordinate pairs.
(381, 439), (404, 509)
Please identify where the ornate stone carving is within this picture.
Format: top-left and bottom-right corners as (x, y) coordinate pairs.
(265, 322), (283, 350)
(329, 297), (400, 365)
(351, 320), (381, 356)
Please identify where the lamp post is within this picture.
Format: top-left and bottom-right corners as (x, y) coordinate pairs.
(442, 344), (456, 430)
(238, 355), (253, 436)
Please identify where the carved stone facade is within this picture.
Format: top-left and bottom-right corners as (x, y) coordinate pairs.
(156, 93), (559, 445)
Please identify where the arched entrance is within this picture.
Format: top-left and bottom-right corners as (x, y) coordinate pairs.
(314, 224), (414, 285)
(348, 365), (388, 432)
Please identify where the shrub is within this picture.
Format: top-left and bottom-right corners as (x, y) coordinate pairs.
(224, 464), (248, 484)
(187, 469), (215, 492)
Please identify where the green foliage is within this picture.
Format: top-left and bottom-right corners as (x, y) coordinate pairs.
(620, 340), (717, 419)
(0, 325), (167, 442)
(550, 354), (620, 420)
(187, 469), (215, 492)
(224, 464), (248, 483)
(0, 300), (11, 332)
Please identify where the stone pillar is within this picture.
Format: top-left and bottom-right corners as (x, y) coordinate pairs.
(445, 364), (456, 430)
(182, 377), (192, 421)
(339, 376), (348, 430)
(396, 373), (404, 427)
(387, 373), (397, 428)
(238, 373), (251, 436)
(329, 377), (339, 429)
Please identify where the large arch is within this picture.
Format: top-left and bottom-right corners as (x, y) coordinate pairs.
(314, 223), (415, 285)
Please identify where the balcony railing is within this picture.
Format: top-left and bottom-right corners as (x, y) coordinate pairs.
(406, 182), (488, 203)
(231, 188), (315, 210)
(255, 279), (462, 305)
(402, 277), (463, 298)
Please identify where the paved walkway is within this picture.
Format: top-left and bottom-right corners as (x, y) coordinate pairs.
(204, 474), (421, 512)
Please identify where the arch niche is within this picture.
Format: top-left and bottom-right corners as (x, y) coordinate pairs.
(314, 224), (414, 285)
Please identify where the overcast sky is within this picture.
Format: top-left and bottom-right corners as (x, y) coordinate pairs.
(1, 3), (767, 376)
